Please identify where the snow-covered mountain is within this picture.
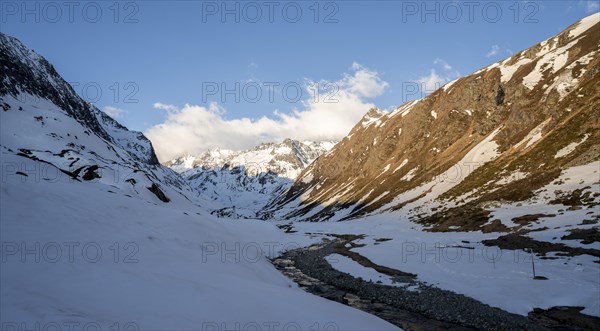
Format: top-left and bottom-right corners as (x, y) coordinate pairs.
(252, 15), (600, 322)
(0, 33), (200, 207)
(3, 13), (600, 330)
(270, 14), (600, 230)
(166, 139), (335, 178)
(0, 32), (398, 330)
(165, 139), (335, 218)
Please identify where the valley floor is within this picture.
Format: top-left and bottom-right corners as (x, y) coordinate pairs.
(280, 214), (600, 318)
(0, 165), (398, 331)
(2, 161), (598, 330)
(272, 218), (599, 330)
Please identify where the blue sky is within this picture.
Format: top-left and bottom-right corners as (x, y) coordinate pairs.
(2, 1), (598, 159)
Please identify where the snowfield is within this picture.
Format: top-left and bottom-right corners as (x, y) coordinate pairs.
(0, 165), (398, 330)
(0, 92), (398, 330)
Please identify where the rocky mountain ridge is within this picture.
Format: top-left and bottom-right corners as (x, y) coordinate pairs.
(166, 139), (335, 178)
(166, 139), (335, 218)
(0, 32), (208, 209)
(269, 13), (600, 231)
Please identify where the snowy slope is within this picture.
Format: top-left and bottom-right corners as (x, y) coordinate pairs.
(0, 154), (398, 330)
(0, 32), (398, 330)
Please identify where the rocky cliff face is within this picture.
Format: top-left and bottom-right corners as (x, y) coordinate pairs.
(270, 14), (600, 230)
(0, 32), (202, 207)
(0, 33), (160, 166)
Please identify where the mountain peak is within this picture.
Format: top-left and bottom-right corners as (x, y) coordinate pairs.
(269, 14), (600, 225)
(163, 139), (336, 218)
(166, 139), (336, 178)
(0, 32), (161, 166)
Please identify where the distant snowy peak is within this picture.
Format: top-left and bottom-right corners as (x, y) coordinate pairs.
(166, 139), (336, 179)
(164, 139), (336, 219)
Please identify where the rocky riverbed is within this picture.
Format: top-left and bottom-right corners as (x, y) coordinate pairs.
(272, 235), (599, 331)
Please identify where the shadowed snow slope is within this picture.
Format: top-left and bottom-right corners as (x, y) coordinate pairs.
(0, 32), (398, 330)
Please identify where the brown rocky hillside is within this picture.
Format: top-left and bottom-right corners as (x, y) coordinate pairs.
(267, 14), (600, 230)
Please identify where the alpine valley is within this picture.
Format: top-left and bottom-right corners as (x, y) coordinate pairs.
(1, 13), (599, 331)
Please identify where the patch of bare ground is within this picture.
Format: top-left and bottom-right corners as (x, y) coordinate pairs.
(512, 214), (557, 226)
(529, 306), (600, 331)
(550, 187), (599, 208)
(482, 234), (600, 257)
(419, 205), (494, 232)
(561, 227), (600, 245)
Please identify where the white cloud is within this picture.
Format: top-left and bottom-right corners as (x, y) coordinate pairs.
(486, 45), (500, 57)
(416, 59), (460, 94)
(417, 69), (447, 93)
(145, 63), (388, 161)
(581, 1), (600, 13)
(344, 62), (388, 97)
(433, 58), (452, 71)
(153, 102), (179, 112)
(102, 106), (125, 118)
